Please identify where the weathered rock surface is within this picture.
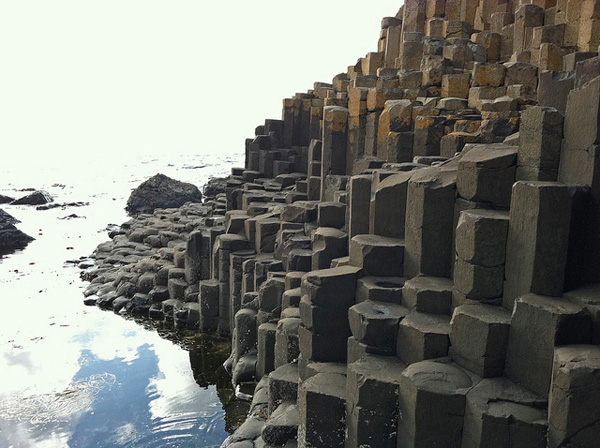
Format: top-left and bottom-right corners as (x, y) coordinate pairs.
(0, 194), (15, 204)
(0, 209), (34, 255)
(11, 190), (53, 205)
(125, 173), (202, 215)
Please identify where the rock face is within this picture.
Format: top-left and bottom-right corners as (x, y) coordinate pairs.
(11, 190), (52, 205)
(0, 209), (34, 255)
(125, 173), (202, 215)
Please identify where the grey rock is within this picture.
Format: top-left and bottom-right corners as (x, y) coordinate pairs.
(0, 209), (34, 255)
(548, 345), (600, 448)
(0, 194), (14, 204)
(126, 173), (202, 215)
(11, 190), (52, 205)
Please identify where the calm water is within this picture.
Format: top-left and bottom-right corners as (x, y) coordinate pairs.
(0, 150), (245, 447)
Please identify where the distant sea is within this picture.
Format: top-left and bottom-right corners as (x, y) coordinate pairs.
(0, 148), (244, 448)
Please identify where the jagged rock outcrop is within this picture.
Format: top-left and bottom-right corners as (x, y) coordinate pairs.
(11, 190), (52, 205)
(0, 209), (34, 255)
(0, 194), (15, 204)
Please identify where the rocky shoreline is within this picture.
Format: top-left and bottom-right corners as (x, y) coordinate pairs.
(81, 1), (600, 447)
(0, 189), (56, 256)
(0, 209), (34, 256)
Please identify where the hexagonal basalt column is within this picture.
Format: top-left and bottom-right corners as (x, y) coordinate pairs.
(397, 361), (475, 448)
(349, 234), (405, 277)
(348, 300), (409, 350)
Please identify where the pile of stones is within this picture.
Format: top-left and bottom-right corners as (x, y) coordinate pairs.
(84, 1), (600, 447)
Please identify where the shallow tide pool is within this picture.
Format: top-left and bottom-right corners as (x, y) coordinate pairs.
(0, 152), (245, 447)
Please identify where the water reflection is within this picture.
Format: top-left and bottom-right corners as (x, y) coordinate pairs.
(0, 152), (249, 447)
(0, 152), (248, 447)
(0, 314), (246, 448)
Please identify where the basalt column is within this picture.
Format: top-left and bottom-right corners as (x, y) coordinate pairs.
(320, 106), (349, 201)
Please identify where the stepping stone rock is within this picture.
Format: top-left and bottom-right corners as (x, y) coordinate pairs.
(463, 377), (547, 448)
(449, 304), (512, 377)
(402, 275), (453, 315)
(356, 276), (405, 304)
(397, 361), (475, 448)
(397, 311), (451, 364)
(348, 300), (409, 349)
(349, 234), (405, 277)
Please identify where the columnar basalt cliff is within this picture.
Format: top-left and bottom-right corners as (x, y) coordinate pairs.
(84, 1), (600, 447)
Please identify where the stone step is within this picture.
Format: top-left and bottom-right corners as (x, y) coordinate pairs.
(355, 276), (405, 304)
(268, 363), (299, 414)
(285, 271), (305, 290)
(346, 354), (407, 448)
(463, 377), (547, 448)
(298, 358), (347, 382)
(311, 227), (348, 271)
(349, 234), (405, 277)
(261, 401), (299, 446)
(398, 361), (477, 448)
(449, 304), (511, 378)
(280, 307), (300, 320)
(402, 275), (453, 315)
(348, 300), (409, 350)
(282, 287), (302, 310)
(396, 311), (451, 365)
(347, 336), (396, 363)
(298, 372), (347, 448)
(317, 201), (346, 228)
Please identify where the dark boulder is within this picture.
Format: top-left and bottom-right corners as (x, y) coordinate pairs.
(11, 190), (53, 205)
(36, 201), (88, 210)
(0, 194), (14, 204)
(125, 173), (202, 215)
(203, 177), (228, 198)
(0, 209), (34, 255)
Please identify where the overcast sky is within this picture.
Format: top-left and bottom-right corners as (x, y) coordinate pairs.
(0, 1), (402, 166)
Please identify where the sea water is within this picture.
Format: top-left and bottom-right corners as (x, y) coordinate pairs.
(0, 149), (245, 447)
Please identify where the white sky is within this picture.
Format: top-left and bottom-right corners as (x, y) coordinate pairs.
(0, 1), (402, 166)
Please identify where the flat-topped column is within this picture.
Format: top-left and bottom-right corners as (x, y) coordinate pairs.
(503, 181), (572, 310)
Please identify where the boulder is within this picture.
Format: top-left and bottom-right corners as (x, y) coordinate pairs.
(0, 194), (15, 204)
(202, 177), (228, 198)
(125, 173), (202, 215)
(0, 209), (34, 255)
(11, 190), (52, 205)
